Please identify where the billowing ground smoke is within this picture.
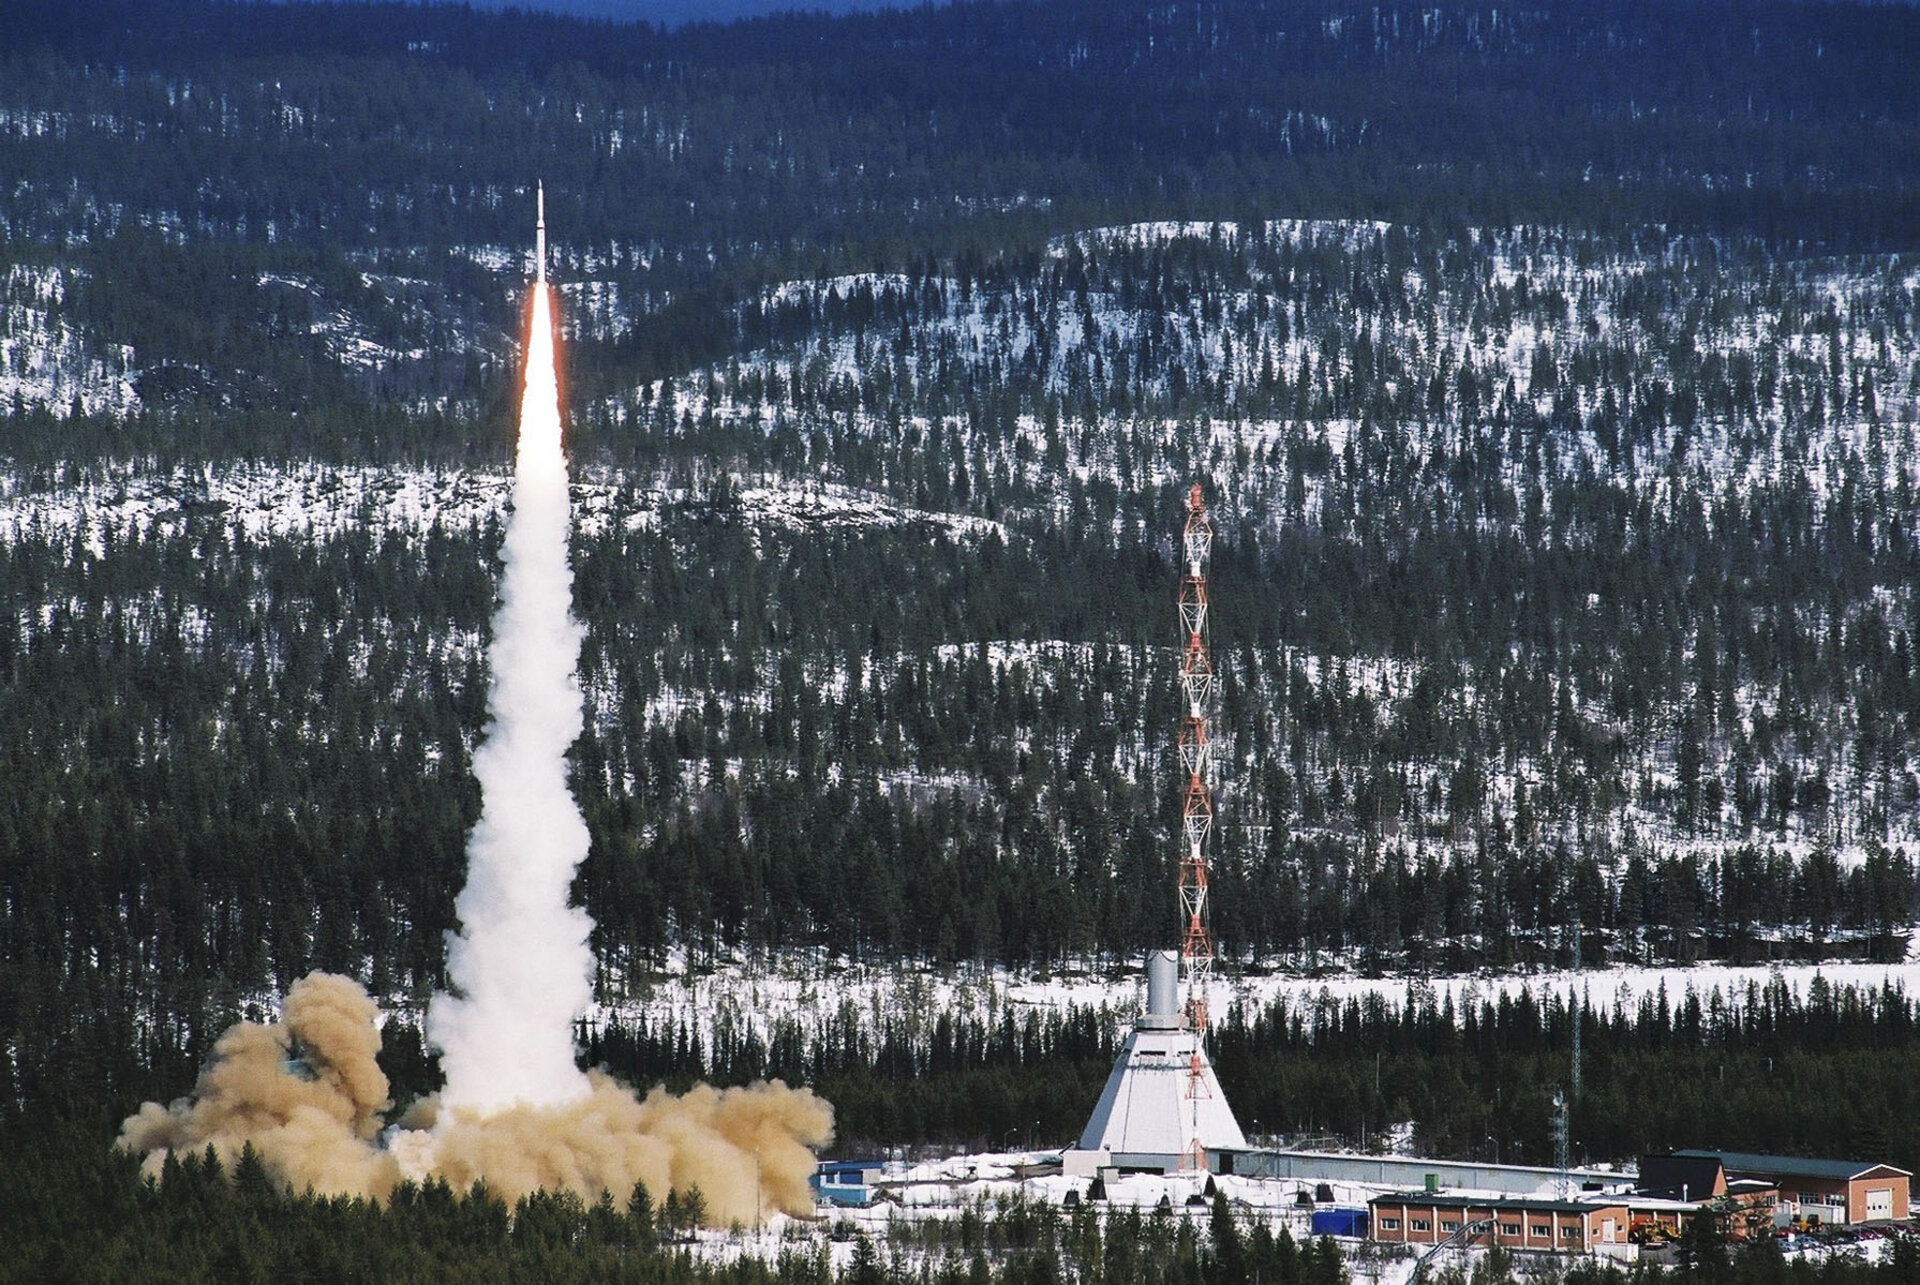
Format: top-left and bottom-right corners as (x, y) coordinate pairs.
(118, 270), (835, 1221)
(118, 973), (834, 1220)
(428, 277), (595, 1113)
(414, 1077), (833, 1223)
(118, 973), (400, 1198)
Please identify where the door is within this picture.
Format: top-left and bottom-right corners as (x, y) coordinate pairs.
(1603, 1217), (1617, 1243)
(1866, 1188), (1893, 1221)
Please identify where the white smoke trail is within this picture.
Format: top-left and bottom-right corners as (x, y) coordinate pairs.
(116, 222), (838, 1216)
(427, 278), (595, 1113)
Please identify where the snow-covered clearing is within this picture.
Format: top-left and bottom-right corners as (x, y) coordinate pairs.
(590, 950), (1920, 1060)
(0, 461), (999, 549)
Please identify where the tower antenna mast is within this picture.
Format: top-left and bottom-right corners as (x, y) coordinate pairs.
(1177, 486), (1217, 1072)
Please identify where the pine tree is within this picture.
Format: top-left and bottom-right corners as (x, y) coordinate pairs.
(625, 1180), (657, 1249)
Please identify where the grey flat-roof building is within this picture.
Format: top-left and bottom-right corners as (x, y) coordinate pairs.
(1226, 1149), (1624, 1198)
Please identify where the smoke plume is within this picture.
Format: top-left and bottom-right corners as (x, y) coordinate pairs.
(415, 1076), (833, 1223)
(119, 973), (402, 1200)
(118, 247), (835, 1222)
(427, 276), (595, 1113)
(117, 973), (834, 1220)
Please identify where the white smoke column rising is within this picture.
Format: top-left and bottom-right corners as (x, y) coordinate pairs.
(116, 218), (838, 1212)
(427, 275), (595, 1112)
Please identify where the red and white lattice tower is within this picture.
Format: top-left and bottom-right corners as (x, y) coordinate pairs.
(1062, 481), (1248, 1179)
(1177, 483), (1216, 1164)
(1177, 484), (1216, 1033)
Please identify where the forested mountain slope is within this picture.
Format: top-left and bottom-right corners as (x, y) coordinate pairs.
(7, 222), (1917, 1080)
(3, 0), (1918, 426)
(3, 0), (1920, 1126)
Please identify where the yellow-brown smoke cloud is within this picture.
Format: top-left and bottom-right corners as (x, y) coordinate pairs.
(118, 972), (401, 1199)
(117, 972), (834, 1224)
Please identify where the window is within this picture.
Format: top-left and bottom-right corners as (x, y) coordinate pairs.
(1531, 1224), (1551, 1238)
(1501, 1223), (1521, 1236)
(1562, 1227), (1579, 1240)
(1380, 1219), (1400, 1231)
(1441, 1220), (1460, 1232)
(1799, 1192), (1823, 1206)
(1411, 1219), (1431, 1232)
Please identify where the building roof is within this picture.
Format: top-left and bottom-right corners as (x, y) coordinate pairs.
(1075, 1025), (1247, 1162)
(1618, 1195), (1712, 1214)
(1674, 1151), (1912, 1182)
(1638, 1153), (1726, 1200)
(1368, 1192), (1621, 1216)
(816, 1159), (887, 1176)
(1251, 1149), (1622, 1182)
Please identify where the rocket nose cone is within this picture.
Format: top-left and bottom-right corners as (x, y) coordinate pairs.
(535, 182), (546, 282)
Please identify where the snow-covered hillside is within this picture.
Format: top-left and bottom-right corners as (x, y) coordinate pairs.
(6, 218), (1920, 1008)
(581, 950), (1920, 1066)
(1, 265), (138, 417)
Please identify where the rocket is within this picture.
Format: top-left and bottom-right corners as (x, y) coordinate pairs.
(535, 181), (546, 283)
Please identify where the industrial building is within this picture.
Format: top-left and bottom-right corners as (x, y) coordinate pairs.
(1226, 1150), (1623, 1196)
(1647, 1151), (1911, 1227)
(1348, 1148), (1912, 1257)
(1063, 950), (1248, 1176)
(1367, 1192), (1632, 1253)
(811, 1159), (886, 1207)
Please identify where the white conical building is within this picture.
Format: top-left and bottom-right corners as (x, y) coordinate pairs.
(1063, 950), (1248, 1176)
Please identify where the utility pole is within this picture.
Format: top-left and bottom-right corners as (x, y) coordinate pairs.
(1571, 916), (1583, 1100)
(1553, 1091), (1571, 1198)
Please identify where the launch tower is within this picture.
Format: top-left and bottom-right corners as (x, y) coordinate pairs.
(1176, 483), (1216, 1042)
(1064, 484), (1247, 1178)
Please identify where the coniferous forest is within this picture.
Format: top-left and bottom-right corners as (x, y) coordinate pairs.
(5, 0), (1920, 1277)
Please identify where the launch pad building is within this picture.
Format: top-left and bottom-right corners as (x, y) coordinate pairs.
(1063, 950), (1247, 1177)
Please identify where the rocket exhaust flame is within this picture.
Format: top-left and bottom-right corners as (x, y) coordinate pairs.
(115, 191), (833, 1221)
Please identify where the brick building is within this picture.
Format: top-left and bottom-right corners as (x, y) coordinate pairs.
(1649, 1152), (1910, 1226)
(1367, 1193), (1631, 1254)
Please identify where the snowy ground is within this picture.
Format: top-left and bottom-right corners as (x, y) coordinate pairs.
(679, 1151), (1388, 1277)
(0, 264), (139, 417)
(673, 1142), (1904, 1279)
(0, 461), (999, 548)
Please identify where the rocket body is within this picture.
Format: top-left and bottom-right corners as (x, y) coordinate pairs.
(535, 182), (546, 283)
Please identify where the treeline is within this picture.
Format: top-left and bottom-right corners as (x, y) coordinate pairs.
(6, 0), (1918, 257)
(551, 978), (1920, 1170)
(0, 1110), (1349, 1285)
(6, 478), (1918, 1118)
(0, 1113), (1106, 1283)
